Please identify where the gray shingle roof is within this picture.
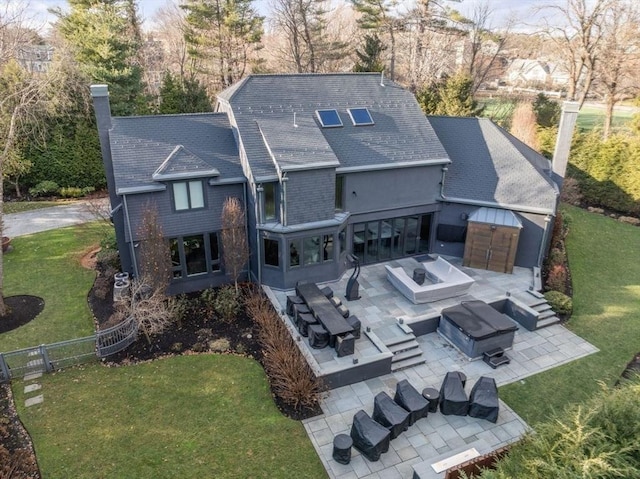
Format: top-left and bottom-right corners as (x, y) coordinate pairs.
(109, 113), (242, 192)
(218, 73), (450, 171)
(428, 116), (558, 212)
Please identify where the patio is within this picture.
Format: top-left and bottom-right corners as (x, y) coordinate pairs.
(265, 255), (598, 478)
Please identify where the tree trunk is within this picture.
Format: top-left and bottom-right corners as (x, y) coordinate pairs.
(388, 24), (396, 81)
(603, 93), (615, 139)
(0, 107), (18, 316)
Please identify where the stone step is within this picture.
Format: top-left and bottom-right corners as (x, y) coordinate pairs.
(26, 359), (44, 369)
(24, 384), (41, 394)
(25, 395), (43, 408)
(383, 333), (417, 348)
(533, 303), (553, 313)
(391, 354), (426, 372)
(387, 339), (421, 354)
(537, 309), (556, 320)
(391, 347), (423, 364)
(23, 372), (42, 381)
(512, 291), (546, 308)
(536, 316), (561, 329)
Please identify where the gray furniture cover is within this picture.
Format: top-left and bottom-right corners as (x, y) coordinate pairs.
(373, 392), (410, 439)
(394, 379), (429, 425)
(350, 410), (391, 462)
(439, 371), (469, 416)
(468, 376), (499, 423)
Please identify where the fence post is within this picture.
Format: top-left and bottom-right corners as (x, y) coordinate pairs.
(40, 345), (53, 373)
(0, 353), (10, 383)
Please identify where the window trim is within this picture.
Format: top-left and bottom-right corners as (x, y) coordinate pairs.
(347, 107), (374, 126)
(316, 109), (343, 128)
(169, 231), (222, 281)
(335, 174), (345, 212)
(263, 237), (280, 268)
(171, 180), (206, 212)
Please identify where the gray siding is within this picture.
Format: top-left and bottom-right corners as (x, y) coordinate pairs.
(286, 168), (335, 225)
(343, 165), (441, 215)
(124, 183), (244, 242)
(515, 212), (548, 268)
(432, 203), (474, 258)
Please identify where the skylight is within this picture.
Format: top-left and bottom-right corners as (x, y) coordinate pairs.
(347, 107), (374, 126)
(316, 109), (343, 128)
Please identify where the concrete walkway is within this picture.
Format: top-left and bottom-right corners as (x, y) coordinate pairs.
(4, 198), (109, 238)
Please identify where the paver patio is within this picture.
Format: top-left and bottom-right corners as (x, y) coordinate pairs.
(266, 256), (598, 478)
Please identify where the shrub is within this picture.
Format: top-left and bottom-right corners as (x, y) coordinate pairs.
(560, 177), (582, 206)
(547, 247), (565, 268)
(59, 186), (84, 198)
(245, 290), (322, 410)
(28, 180), (59, 197)
(544, 290), (573, 316)
(546, 264), (568, 294)
(214, 285), (242, 323)
(200, 288), (217, 317)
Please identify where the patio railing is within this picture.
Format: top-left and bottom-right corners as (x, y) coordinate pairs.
(0, 316), (138, 383)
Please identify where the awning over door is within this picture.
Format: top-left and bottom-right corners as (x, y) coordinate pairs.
(467, 207), (522, 229)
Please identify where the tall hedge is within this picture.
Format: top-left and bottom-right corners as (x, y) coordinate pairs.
(568, 131), (640, 215)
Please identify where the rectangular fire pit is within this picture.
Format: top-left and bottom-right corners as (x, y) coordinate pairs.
(439, 300), (518, 360)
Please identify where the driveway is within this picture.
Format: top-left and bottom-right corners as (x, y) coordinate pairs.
(4, 199), (110, 238)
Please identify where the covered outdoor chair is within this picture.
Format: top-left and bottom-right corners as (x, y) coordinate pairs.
(372, 391), (410, 439)
(350, 410), (391, 462)
(394, 379), (429, 425)
(308, 323), (329, 349)
(439, 371), (469, 416)
(468, 376), (499, 423)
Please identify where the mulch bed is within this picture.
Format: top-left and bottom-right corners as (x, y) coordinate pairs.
(0, 296), (45, 334)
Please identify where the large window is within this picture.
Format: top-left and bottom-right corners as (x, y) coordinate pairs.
(289, 239), (301, 268)
(264, 238), (280, 267)
(173, 180), (205, 211)
(169, 232), (221, 279)
(303, 236), (321, 265)
(263, 183), (277, 221)
(288, 234), (334, 269)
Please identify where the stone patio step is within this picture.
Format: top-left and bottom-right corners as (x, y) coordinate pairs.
(512, 291), (546, 308)
(391, 347), (423, 363)
(537, 309), (556, 320)
(391, 353), (426, 372)
(536, 316), (561, 329)
(532, 303), (553, 313)
(387, 338), (420, 354)
(383, 333), (418, 348)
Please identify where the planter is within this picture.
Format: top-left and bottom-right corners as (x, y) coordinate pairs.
(2, 237), (10, 253)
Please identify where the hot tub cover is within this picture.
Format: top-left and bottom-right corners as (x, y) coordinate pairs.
(439, 371), (469, 416)
(441, 300), (517, 340)
(468, 376), (499, 423)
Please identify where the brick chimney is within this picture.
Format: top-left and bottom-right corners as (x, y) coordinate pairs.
(551, 101), (580, 188)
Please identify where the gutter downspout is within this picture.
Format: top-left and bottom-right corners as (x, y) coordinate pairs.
(122, 194), (139, 278)
(255, 184), (263, 285)
(242, 181), (250, 282)
(281, 174), (288, 227)
(537, 214), (553, 268)
(439, 166), (449, 200)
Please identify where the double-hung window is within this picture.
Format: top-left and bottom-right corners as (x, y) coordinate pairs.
(173, 180), (205, 211)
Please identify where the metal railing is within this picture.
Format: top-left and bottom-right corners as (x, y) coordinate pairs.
(0, 316), (138, 383)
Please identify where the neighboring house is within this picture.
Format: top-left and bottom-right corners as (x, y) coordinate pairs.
(92, 73), (576, 294)
(16, 45), (54, 74)
(505, 59), (569, 89)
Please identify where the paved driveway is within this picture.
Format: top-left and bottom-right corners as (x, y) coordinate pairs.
(4, 199), (110, 238)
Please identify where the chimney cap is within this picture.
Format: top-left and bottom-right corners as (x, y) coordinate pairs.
(90, 84), (109, 98)
(562, 101), (580, 113)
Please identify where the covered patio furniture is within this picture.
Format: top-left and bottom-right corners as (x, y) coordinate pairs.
(308, 323), (329, 349)
(468, 376), (499, 423)
(297, 312), (317, 337)
(394, 379), (429, 425)
(335, 333), (355, 357)
(337, 304), (350, 318)
(346, 315), (361, 339)
(286, 294), (305, 316)
(439, 371), (469, 416)
(293, 303), (311, 323)
(350, 410), (391, 462)
(373, 391), (410, 439)
(320, 286), (334, 299)
(332, 434), (353, 465)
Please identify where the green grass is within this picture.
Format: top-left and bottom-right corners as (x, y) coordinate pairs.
(13, 355), (326, 479)
(575, 105), (634, 132)
(4, 200), (70, 214)
(501, 205), (640, 424)
(0, 222), (106, 352)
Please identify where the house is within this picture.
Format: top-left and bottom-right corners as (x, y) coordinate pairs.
(505, 59), (569, 89)
(91, 73), (577, 294)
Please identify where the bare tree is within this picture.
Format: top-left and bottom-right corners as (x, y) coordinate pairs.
(594, 0), (640, 138)
(151, 2), (197, 81)
(221, 196), (249, 294)
(538, 0), (613, 108)
(510, 102), (540, 151)
(136, 201), (171, 293)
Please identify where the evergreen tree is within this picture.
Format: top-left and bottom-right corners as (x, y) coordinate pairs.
(416, 73), (482, 117)
(353, 34), (386, 72)
(54, 0), (145, 116)
(158, 72), (212, 114)
(533, 93), (561, 129)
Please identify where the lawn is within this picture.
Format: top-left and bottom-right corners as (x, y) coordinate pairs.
(500, 205), (640, 424)
(14, 355), (325, 479)
(4, 201), (62, 214)
(0, 222), (105, 352)
(576, 105), (634, 132)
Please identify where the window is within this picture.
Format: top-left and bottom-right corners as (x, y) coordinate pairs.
(347, 107), (374, 126)
(263, 183), (277, 221)
(173, 180), (205, 211)
(264, 238), (279, 267)
(335, 175), (345, 212)
(169, 232), (221, 279)
(289, 239), (301, 268)
(303, 236), (320, 265)
(339, 229), (346, 255)
(316, 109), (343, 128)
(323, 235), (334, 262)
